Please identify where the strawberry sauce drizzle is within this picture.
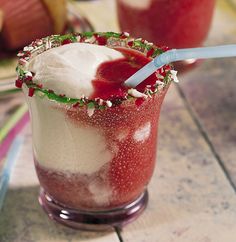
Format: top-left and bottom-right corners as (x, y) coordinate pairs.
(90, 48), (158, 100)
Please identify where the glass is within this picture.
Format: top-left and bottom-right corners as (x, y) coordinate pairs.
(116, 0), (216, 71)
(18, 33), (171, 230)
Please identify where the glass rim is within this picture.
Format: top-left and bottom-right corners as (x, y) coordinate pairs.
(16, 32), (174, 110)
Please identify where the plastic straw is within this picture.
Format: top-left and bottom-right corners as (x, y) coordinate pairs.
(125, 45), (236, 87)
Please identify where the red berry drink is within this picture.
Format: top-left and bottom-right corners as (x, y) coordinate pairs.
(16, 32), (177, 230)
(117, 0), (215, 71)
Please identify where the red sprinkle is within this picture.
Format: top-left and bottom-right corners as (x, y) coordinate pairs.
(72, 102), (80, 108)
(120, 32), (128, 39)
(48, 89), (54, 93)
(165, 64), (171, 71)
(161, 46), (170, 52)
(23, 51), (31, 58)
(80, 36), (86, 43)
(15, 79), (23, 88)
(62, 39), (73, 45)
(28, 87), (35, 97)
(127, 41), (133, 47)
(146, 48), (154, 58)
(94, 35), (107, 45)
(24, 76), (33, 83)
(150, 85), (156, 92)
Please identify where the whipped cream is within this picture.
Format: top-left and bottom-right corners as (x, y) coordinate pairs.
(29, 43), (123, 98)
(119, 0), (152, 9)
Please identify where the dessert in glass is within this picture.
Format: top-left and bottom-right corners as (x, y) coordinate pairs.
(15, 32), (178, 230)
(116, 0), (216, 71)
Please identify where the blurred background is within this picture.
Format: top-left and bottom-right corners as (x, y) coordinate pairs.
(0, 0), (94, 92)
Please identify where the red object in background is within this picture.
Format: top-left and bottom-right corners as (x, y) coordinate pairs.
(0, 0), (53, 50)
(117, 0), (216, 71)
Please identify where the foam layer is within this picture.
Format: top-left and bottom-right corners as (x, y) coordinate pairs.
(29, 43), (123, 98)
(119, 0), (152, 9)
(27, 92), (113, 174)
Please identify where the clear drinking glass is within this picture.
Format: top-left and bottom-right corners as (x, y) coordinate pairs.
(116, 0), (216, 71)
(17, 32), (172, 230)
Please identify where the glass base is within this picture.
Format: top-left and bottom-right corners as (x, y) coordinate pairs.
(38, 189), (148, 231)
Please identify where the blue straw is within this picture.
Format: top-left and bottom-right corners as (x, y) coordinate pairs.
(125, 45), (236, 87)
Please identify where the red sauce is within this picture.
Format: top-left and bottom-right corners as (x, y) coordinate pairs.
(91, 47), (157, 100)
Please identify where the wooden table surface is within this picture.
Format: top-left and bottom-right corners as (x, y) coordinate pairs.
(0, 0), (236, 241)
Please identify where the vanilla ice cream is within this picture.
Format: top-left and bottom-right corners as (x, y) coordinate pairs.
(29, 43), (123, 98)
(25, 43), (125, 177)
(26, 93), (114, 174)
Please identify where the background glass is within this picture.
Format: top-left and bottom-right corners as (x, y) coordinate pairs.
(116, 0), (216, 71)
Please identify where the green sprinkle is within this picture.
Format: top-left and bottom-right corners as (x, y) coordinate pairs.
(98, 105), (106, 110)
(104, 32), (121, 38)
(79, 100), (85, 107)
(81, 32), (94, 38)
(16, 66), (25, 77)
(87, 102), (95, 109)
(53, 34), (77, 43)
(154, 48), (164, 55)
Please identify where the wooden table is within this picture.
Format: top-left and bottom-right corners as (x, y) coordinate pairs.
(0, 0), (236, 241)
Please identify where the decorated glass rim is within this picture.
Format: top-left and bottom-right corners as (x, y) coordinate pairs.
(15, 32), (177, 110)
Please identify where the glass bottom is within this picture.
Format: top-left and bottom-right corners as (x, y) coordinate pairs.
(38, 188), (148, 231)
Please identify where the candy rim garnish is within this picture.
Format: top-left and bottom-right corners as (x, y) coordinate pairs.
(128, 89), (148, 99)
(16, 32), (177, 110)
